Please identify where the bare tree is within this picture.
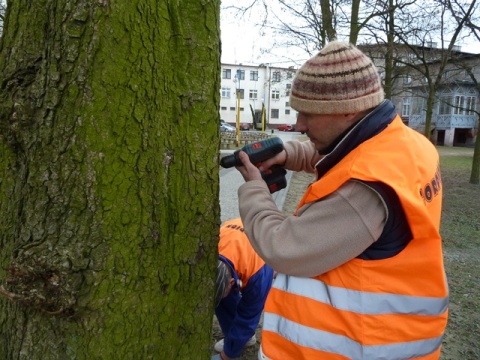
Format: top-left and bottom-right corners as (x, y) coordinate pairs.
(447, 0), (480, 184)
(392, 0), (477, 138)
(221, 0), (391, 64)
(463, 67), (480, 184)
(352, 0), (415, 101)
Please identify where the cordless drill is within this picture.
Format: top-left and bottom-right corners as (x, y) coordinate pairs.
(220, 137), (287, 193)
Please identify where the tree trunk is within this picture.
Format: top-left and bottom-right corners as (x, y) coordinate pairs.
(470, 123), (480, 184)
(383, 0), (395, 100)
(0, 0), (221, 358)
(349, 0), (360, 45)
(320, 0), (336, 42)
(424, 84), (437, 140)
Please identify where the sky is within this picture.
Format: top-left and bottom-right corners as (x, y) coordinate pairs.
(220, 6), (310, 67)
(220, 20), (311, 67)
(220, 3), (480, 67)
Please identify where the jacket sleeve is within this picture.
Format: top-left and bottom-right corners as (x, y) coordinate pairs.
(283, 140), (323, 173)
(238, 180), (387, 277)
(222, 265), (274, 358)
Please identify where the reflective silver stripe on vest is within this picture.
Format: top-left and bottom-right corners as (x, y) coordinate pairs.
(274, 274), (448, 315)
(263, 313), (443, 359)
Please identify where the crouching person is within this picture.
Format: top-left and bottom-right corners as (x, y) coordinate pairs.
(212, 218), (274, 360)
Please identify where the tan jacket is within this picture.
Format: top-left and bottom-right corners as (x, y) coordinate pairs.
(238, 139), (386, 277)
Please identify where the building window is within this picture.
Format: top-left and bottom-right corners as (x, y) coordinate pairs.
(286, 83), (291, 89)
(402, 98), (411, 117)
(236, 89), (244, 99)
(230, 107), (236, 111)
(285, 101), (290, 107)
(403, 75), (412, 85)
(271, 109), (279, 118)
(285, 90), (290, 96)
(285, 109), (290, 115)
(236, 70), (245, 81)
(272, 71), (281, 82)
(272, 90), (280, 100)
(222, 68), (231, 79)
(221, 106), (227, 110)
(249, 90), (258, 99)
(454, 96), (464, 115)
(221, 87), (231, 98)
(466, 96), (476, 115)
(250, 71), (258, 81)
(287, 72), (293, 79)
(439, 96), (452, 115)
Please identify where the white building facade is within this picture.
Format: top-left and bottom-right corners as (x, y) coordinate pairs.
(222, 47), (479, 146)
(220, 63), (298, 129)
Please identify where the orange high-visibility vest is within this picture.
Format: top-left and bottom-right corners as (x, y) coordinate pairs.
(262, 115), (449, 360)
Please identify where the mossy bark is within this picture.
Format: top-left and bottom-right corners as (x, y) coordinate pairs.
(0, 0), (221, 358)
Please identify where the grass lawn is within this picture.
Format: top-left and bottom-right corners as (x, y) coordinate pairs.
(438, 146), (480, 359)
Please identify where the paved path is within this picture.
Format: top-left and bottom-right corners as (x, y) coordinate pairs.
(219, 131), (298, 223)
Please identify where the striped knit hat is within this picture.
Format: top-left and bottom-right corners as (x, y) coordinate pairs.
(290, 41), (384, 114)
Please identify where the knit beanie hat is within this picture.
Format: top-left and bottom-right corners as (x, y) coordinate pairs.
(290, 41), (384, 114)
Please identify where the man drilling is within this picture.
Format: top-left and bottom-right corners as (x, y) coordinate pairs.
(234, 41), (449, 359)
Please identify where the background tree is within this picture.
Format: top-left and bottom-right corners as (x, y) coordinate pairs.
(225, 0), (422, 95)
(392, 0), (477, 138)
(250, 0), (363, 58)
(359, 0), (416, 99)
(0, 0), (5, 36)
(0, 0), (221, 358)
(445, 0), (480, 184)
(463, 66), (480, 184)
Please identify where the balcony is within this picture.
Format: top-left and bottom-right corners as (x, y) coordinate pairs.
(409, 114), (477, 130)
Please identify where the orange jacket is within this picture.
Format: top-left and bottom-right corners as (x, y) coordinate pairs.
(219, 218), (268, 289)
(262, 115), (448, 359)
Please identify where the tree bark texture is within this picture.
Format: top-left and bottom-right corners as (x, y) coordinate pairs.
(0, 0), (221, 358)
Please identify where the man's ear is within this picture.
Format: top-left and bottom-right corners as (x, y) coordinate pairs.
(230, 278), (235, 286)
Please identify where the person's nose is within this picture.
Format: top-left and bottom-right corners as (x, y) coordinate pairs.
(295, 114), (307, 133)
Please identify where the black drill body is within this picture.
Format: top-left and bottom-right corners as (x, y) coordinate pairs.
(220, 137), (287, 193)
(220, 137), (284, 168)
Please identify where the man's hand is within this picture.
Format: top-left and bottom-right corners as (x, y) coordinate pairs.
(235, 149), (287, 183)
(235, 151), (264, 182)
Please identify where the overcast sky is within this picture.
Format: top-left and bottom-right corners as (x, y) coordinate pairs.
(220, 3), (480, 67)
(220, 18), (312, 67)
(220, 4), (310, 67)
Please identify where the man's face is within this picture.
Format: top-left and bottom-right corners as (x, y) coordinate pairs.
(295, 112), (359, 154)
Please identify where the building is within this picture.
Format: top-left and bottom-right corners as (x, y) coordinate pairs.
(361, 43), (479, 147)
(221, 43), (479, 146)
(400, 55), (479, 146)
(219, 63), (298, 129)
